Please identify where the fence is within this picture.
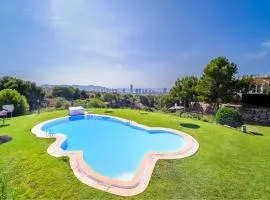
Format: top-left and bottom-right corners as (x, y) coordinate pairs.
(242, 94), (270, 108)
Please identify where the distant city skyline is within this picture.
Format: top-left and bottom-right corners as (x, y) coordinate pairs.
(42, 83), (169, 95)
(0, 0), (270, 88)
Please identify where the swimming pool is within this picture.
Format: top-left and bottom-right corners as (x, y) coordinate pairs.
(32, 114), (199, 196)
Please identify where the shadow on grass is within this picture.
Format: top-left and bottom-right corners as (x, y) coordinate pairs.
(0, 135), (12, 145)
(104, 110), (114, 113)
(246, 123), (270, 128)
(61, 157), (69, 163)
(60, 157), (70, 167)
(180, 123), (200, 129)
(0, 124), (10, 128)
(247, 131), (264, 136)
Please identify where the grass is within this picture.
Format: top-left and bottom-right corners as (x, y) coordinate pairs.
(0, 108), (270, 199)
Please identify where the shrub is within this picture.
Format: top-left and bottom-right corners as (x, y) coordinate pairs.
(0, 89), (29, 115)
(55, 99), (63, 109)
(73, 99), (88, 108)
(215, 107), (243, 127)
(55, 98), (70, 109)
(88, 98), (106, 108)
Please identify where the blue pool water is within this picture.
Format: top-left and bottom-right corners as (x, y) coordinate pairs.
(42, 115), (186, 181)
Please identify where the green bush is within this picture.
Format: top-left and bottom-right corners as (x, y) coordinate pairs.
(88, 98), (106, 108)
(73, 99), (88, 108)
(215, 107), (243, 127)
(55, 98), (70, 109)
(0, 89), (29, 115)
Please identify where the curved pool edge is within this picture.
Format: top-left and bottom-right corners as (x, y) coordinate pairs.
(31, 114), (199, 197)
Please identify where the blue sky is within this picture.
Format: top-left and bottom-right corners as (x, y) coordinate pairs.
(0, 0), (270, 88)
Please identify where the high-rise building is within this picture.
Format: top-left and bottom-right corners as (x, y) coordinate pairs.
(163, 88), (167, 94)
(130, 84), (133, 93)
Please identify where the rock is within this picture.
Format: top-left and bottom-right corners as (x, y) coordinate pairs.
(260, 114), (267, 119)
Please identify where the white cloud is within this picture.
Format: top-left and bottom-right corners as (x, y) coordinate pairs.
(241, 40), (270, 61)
(31, 0), (143, 60)
(243, 51), (268, 61)
(261, 40), (270, 48)
(46, 0), (139, 59)
(29, 0), (193, 88)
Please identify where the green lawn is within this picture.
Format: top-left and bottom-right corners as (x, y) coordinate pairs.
(0, 109), (270, 199)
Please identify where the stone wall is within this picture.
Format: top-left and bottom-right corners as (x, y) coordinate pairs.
(240, 107), (270, 124)
(189, 102), (270, 124)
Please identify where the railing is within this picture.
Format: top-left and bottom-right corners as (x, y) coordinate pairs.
(45, 128), (54, 137)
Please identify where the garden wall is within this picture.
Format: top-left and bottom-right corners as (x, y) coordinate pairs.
(189, 102), (270, 124)
(240, 107), (270, 124)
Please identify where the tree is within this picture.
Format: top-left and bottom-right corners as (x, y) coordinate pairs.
(80, 90), (89, 99)
(147, 96), (156, 107)
(236, 75), (255, 94)
(24, 82), (45, 110)
(0, 89), (29, 115)
(119, 94), (135, 107)
(52, 86), (88, 100)
(139, 96), (150, 107)
(95, 93), (101, 99)
(154, 95), (175, 111)
(73, 88), (81, 99)
(197, 57), (238, 107)
(0, 76), (45, 110)
(103, 93), (119, 103)
(52, 86), (75, 100)
(170, 76), (199, 107)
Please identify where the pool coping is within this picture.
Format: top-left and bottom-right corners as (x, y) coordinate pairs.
(31, 114), (199, 196)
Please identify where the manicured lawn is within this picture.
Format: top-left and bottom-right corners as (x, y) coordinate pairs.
(0, 109), (270, 199)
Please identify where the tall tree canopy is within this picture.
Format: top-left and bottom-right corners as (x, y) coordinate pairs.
(52, 86), (88, 100)
(102, 93), (120, 103)
(197, 57), (238, 106)
(0, 89), (29, 115)
(0, 76), (45, 109)
(170, 76), (199, 107)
